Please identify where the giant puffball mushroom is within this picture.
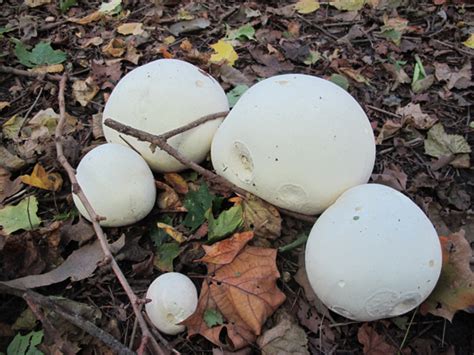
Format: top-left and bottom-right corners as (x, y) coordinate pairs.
(102, 59), (229, 172)
(211, 74), (375, 215)
(145, 272), (198, 335)
(305, 184), (442, 321)
(73, 143), (156, 227)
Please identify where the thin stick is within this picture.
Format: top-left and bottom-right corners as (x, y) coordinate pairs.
(55, 75), (165, 355)
(158, 111), (228, 140)
(0, 65), (62, 81)
(103, 118), (318, 224)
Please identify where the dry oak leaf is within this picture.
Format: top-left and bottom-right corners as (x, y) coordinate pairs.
(420, 230), (474, 321)
(72, 78), (99, 107)
(184, 232), (286, 350)
(357, 323), (397, 355)
(20, 163), (62, 192)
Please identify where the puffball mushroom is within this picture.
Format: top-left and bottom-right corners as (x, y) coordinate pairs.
(211, 74), (375, 215)
(305, 184), (442, 321)
(102, 59), (229, 172)
(145, 272), (198, 335)
(73, 143), (156, 227)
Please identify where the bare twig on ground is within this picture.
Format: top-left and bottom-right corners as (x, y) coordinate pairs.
(55, 75), (166, 355)
(0, 65), (62, 81)
(103, 118), (318, 224)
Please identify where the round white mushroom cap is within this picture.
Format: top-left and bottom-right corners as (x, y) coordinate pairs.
(145, 272), (198, 335)
(305, 184), (442, 321)
(73, 143), (156, 227)
(102, 59), (229, 172)
(211, 74), (375, 215)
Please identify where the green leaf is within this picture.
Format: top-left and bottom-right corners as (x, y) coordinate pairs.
(183, 183), (215, 231)
(207, 205), (243, 242)
(381, 28), (402, 44)
(226, 84), (249, 108)
(13, 40), (66, 68)
(154, 242), (180, 272)
(303, 50), (321, 65)
(278, 233), (309, 253)
(411, 55), (433, 93)
(149, 215), (173, 247)
(424, 123), (471, 158)
(226, 24), (256, 41)
(329, 74), (349, 91)
(0, 196), (41, 234)
(203, 309), (224, 327)
(59, 0), (77, 12)
(7, 330), (44, 355)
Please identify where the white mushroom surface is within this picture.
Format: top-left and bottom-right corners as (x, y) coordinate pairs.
(102, 59), (229, 172)
(305, 183), (442, 321)
(211, 74), (375, 214)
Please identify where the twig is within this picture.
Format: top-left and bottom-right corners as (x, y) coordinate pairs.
(366, 104), (401, 119)
(55, 75), (165, 355)
(431, 39), (473, 56)
(104, 118), (318, 223)
(0, 65), (62, 81)
(158, 111), (228, 140)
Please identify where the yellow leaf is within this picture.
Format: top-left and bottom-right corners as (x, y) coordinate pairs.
(164, 35), (176, 45)
(117, 22), (144, 35)
(210, 40), (238, 66)
(295, 0), (320, 14)
(20, 164), (62, 191)
(463, 34), (474, 49)
(330, 0), (366, 11)
(0, 102), (9, 111)
(29, 64), (64, 74)
(157, 222), (186, 243)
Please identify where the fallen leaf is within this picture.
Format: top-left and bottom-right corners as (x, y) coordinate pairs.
(72, 78), (100, 106)
(257, 311), (310, 355)
(25, 0), (50, 7)
(0, 196), (41, 234)
(226, 24), (256, 41)
(396, 103), (437, 130)
(295, 0), (320, 14)
(0, 147), (26, 171)
(155, 181), (185, 211)
(380, 16), (408, 45)
(329, 73), (349, 90)
(0, 102), (10, 111)
(421, 231), (474, 321)
(7, 330), (43, 355)
(424, 123), (471, 159)
(117, 22), (144, 35)
(462, 34), (474, 49)
(242, 194), (281, 240)
(80, 36), (104, 48)
(0, 168), (22, 205)
(69, 11), (103, 25)
(99, 0), (122, 14)
(210, 40), (238, 66)
(198, 232), (254, 264)
(204, 309), (224, 328)
(330, 0), (366, 11)
(60, 218), (95, 244)
(164, 173), (188, 194)
(412, 55), (434, 93)
(357, 323), (398, 355)
(376, 119), (402, 144)
(2, 114), (27, 139)
(169, 18), (210, 37)
(371, 163), (407, 191)
(103, 38), (126, 57)
(20, 164), (63, 192)
(183, 183), (216, 231)
(184, 237), (286, 350)
(29, 64), (64, 74)
(340, 67), (370, 85)
(382, 63), (410, 89)
(157, 222), (186, 243)
(1, 236), (124, 289)
(14, 40), (67, 68)
(153, 242), (180, 272)
(227, 85), (249, 108)
(434, 62), (472, 90)
(207, 205), (243, 242)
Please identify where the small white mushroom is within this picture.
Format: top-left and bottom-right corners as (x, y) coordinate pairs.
(211, 74), (375, 215)
(305, 184), (442, 321)
(73, 143), (156, 227)
(102, 59), (229, 172)
(145, 272), (198, 335)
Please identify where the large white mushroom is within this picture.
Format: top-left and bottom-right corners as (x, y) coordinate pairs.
(145, 272), (198, 335)
(73, 143), (156, 227)
(102, 59), (229, 172)
(305, 184), (442, 321)
(211, 74), (375, 215)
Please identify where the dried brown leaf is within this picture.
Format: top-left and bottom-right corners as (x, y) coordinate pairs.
(242, 194), (281, 239)
(357, 323), (397, 355)
(198, 232), (254, 265)
(0, 168), (22, 205)
(397, 103), (437, 130)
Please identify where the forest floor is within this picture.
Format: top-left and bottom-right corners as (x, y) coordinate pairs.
(0, 0), (473, 354)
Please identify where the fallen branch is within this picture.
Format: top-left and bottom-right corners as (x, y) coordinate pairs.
(103, 118), (317, 224)
(55, 75), (166, 355)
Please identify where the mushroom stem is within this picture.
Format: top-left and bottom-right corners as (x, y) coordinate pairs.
(55, 74), (166, 355)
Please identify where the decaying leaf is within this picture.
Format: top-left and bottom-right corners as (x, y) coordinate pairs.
(155, 181), (185, 211)
(72, 78), (100, 106)
(29, 64), (64, 74)
(380, 15), (408, 45)
(25, 0), (50, 7)
(164, 173), (189, 194)
(257, 311), (310, 355)
(0, 196), (41, 234)
(0, 102), (9, 111)
(169, 18), (210, 37)
(434, 62), (472, 90)
(183, 183), (215, 230)
(396, 103), (437, 130)
(357, 323), (398, 355)
(424, 123), (471, 159)
(103, 38), (126, 57)
(371, 163), (407, 191)
(117, 22), (144, 35)
(183, 233), (286, 350)
(295, 0), (320, 14)
(0, 168), (22, 205)
(1, 236), (124, 289)
(0, 147), (26, 171)
(198, 231), (253, 265)
(210, 40), (238, 66)
(242, 194), (281, 239)
(462, 34), (474, 49)
(153, 242), (180, 272)
(20, 163), (63, 192)
(69, 11), (103, 25)
(330, 0), (366, 11)
(157, 222), (186, 243)
(421, 231), (474, 321)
